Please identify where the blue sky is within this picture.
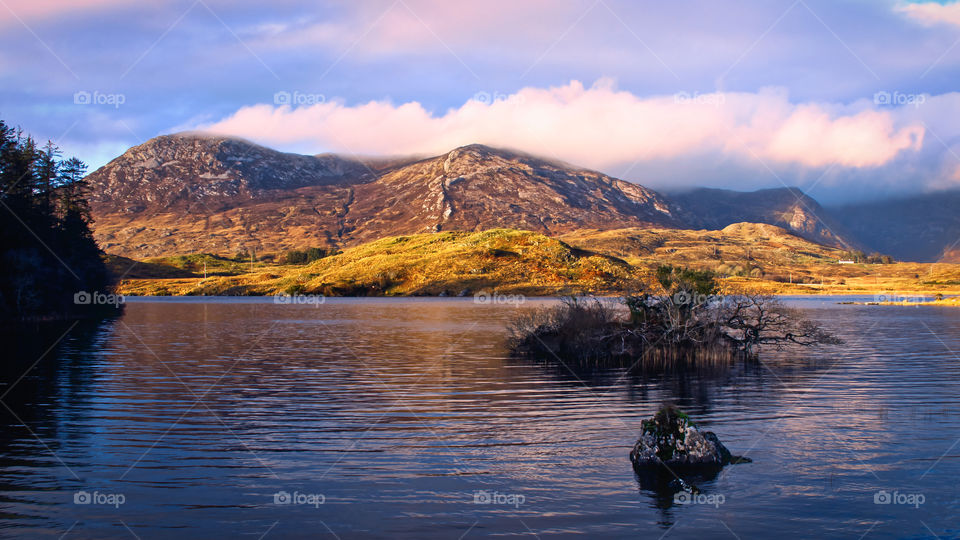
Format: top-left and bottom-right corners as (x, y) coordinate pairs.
(3, 0), (960, 202)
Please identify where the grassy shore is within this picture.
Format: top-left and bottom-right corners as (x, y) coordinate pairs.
(107, 226), (960, 298)
(869, 296), (960, 306)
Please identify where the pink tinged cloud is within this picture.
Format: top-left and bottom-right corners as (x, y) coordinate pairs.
(0, 0), (136, 24)
(252, 0), (578, 54)
(198, 80), (924, 171)
(898, 1), (960, 27)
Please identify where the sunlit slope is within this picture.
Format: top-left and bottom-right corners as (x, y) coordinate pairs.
(114, 225), (960, 297)
(117, 229), (641, 296)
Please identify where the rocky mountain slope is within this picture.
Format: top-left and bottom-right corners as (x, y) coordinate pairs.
(87, 134), (682, 257)
(669, 187), (858, 250)
(88, 134), (378, 214)
(343, 144), (682, 245)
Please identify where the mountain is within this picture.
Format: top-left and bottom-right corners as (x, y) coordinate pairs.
(341, 144), (682, 245)
(668, 187), (859, 250)
(88, 134), (378, 214)
(829, 190), (960, 263)
(87, 134), (682, 258)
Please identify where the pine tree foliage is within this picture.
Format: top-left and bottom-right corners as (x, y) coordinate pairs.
(0, 119), (111, 320)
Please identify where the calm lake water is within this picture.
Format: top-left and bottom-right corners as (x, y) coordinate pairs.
(1, 297), (959, 539)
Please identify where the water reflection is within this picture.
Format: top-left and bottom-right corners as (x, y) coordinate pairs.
(0, 318), (117, 527)
(0, 299), (957, 538)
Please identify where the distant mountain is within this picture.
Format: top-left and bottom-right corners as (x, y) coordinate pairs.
(87, 134), (681, 257)
(669, 187), (859, 250)
(829, 190), (960, 263)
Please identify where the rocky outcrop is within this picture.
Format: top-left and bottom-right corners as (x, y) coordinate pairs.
(630, 406), (749, 471)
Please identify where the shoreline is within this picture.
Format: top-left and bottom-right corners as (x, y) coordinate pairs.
(113, 277), (960, 300)
(116, 290), (959, 301)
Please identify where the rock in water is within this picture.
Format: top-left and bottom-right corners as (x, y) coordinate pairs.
(630, 406), (749, 471)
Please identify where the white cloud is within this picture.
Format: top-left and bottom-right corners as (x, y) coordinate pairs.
(198, 79), (924, 173)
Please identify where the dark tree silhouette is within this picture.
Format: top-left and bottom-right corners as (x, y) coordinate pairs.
(0, 119), (112, 320)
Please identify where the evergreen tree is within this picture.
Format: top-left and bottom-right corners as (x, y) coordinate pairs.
(0, 119), (112, 320)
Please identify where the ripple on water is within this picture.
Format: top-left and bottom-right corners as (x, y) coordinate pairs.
(0, 299), (958, 538)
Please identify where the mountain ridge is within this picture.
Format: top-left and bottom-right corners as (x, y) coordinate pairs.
(87, 133), (946, 260)
(87, 135), (684, 257)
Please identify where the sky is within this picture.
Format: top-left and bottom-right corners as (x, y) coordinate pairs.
(3, 0), (960, 203)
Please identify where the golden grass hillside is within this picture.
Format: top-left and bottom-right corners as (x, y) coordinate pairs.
(116, 229), (643, 296)
(114, 225), (960, 297)
(561, 223), (960, 296)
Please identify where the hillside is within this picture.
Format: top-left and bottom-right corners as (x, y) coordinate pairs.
(116, 229), (643, 297)
(560, 224), (960, 294)
(668, 187), (858, 249)
(113, 225), (960, 298)
(560, 222), (846, 277)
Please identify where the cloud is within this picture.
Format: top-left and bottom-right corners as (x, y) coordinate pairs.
(898, 1), (960, 27)
(198, 80), (924, 173)
(5, 0), (958, 203)
(246, 0), (577, 55)
(0, 0), (136, 25)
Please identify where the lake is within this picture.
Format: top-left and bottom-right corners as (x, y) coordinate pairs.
(1, 297), (958, 539)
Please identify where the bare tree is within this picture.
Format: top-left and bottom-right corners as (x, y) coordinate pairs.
(719, 295), (841, 354)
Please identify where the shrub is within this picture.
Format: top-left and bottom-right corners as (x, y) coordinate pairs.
(284, 283), (306, 295)
(282, 247), (334, 265)
(509, 266), (839, 363)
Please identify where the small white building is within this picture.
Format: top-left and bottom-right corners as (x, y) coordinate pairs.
(838, 259), (855, 264)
